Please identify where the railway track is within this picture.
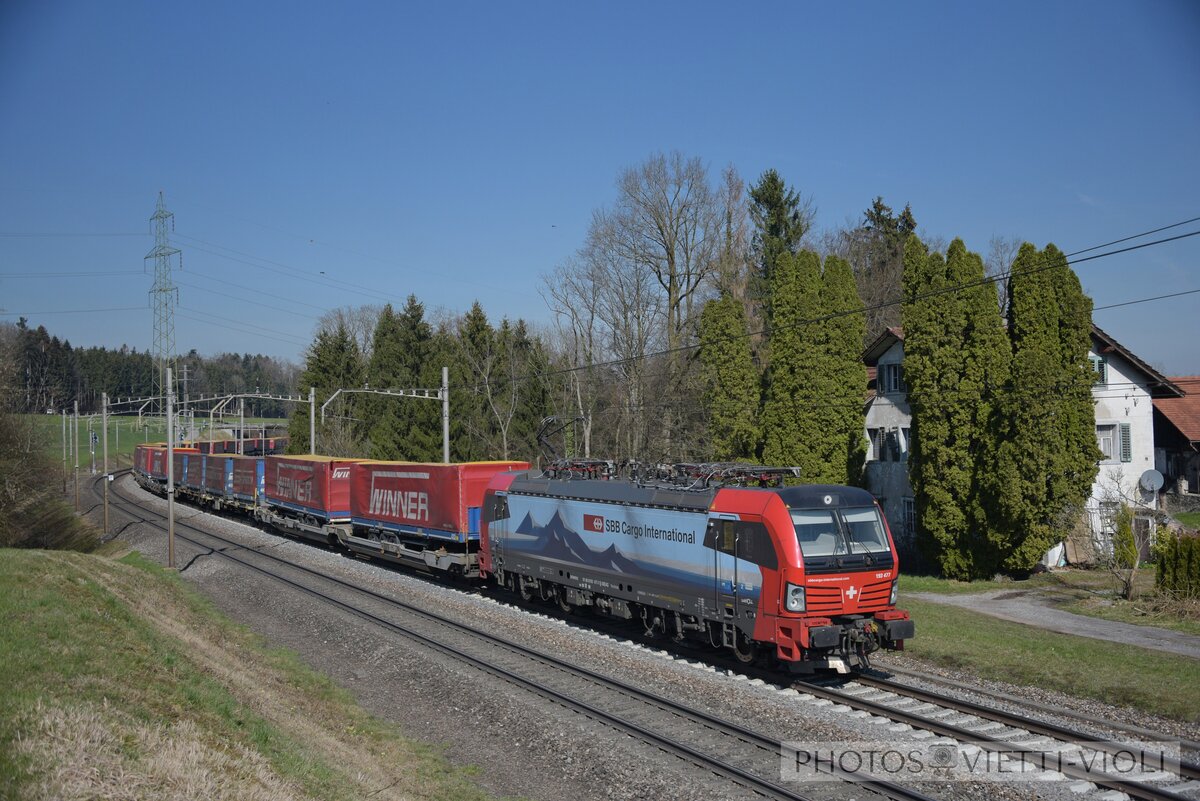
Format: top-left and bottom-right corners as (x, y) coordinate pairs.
(106, 474), (936, 801)
(875, 663), (1200, 754)
(788, 674), (1200, 801)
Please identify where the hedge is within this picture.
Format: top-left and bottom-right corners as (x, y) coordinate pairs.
(1156, 533), (1200, 599)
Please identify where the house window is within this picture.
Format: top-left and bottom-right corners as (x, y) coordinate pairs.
(880, 363), (907, 395)
(902, 497), (916, 540)
(1090, 355), (1108, 385)
(869, 428), (903, 462)
(1096, 423), (1132, 464)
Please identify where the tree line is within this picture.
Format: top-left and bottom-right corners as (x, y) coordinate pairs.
(5, 318), (299, 416)
(288, 151), (1098, 577)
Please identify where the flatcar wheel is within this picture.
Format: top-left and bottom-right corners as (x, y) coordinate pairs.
(731, 631), (758, 664)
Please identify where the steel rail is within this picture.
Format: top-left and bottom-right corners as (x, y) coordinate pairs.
(792, 678), (1195, 801)
(853, 674), (1200, 781)
(876, 664), (1200, 755)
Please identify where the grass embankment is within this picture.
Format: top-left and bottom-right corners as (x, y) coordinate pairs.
(0, 547), (492, 801)
(1176, 511), (1200, 530)
(900, 570), (1200, 637)
(896, 574), (1200, 722)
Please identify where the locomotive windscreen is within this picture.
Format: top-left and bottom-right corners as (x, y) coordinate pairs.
(792, 506), (891, 568)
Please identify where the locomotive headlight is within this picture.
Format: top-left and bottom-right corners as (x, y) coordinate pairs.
(889, 580), (898, 605)
(785, 583), (806, 612)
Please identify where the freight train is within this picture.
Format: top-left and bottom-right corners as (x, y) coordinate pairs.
(133, 443), (913, 672)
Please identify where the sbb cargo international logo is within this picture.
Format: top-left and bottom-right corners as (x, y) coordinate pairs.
(584, 513), (604, 533)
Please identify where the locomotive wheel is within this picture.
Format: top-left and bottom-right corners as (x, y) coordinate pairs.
(557, 592), (573, 613)
(517, 578), (534, 602)
(731, 630), (759, 664)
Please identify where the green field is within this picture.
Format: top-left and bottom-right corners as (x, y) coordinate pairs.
(21, 413), (288, 469)
(1176, 511), (1200, 530)
(895, 595), (1200, 722)
(0, 547), (492, 801)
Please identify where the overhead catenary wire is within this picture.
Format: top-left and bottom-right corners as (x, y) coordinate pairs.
(463, 224), (1200, 395)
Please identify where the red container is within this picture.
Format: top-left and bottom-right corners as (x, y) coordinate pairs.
(350, 461), (530, 536)
(171, 449), (201, 485)
(232, 455), (262, 500)
(264, 455), (360, 521)
(204, 455), (230, 493)
(147, 446), (170, 480)
(184, 452), (206, 488)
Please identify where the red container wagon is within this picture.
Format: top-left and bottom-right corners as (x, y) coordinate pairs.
(204, 454), (233, 495)
(346, 460), (529, 575)
(147, 446), (169, 481)
(171, 449), (201, 490)
(231, 455), (265, 503)
(258, 455), (360, 544)
(183, 450), (206, 489)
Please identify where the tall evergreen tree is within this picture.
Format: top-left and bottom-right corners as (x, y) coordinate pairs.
(288, 322), (363, 455)
(748, 169), (811, 288)
(818, 255), (868, 484)
(761, 251), (828, 479)
(902, 237), (1011, 578)
(698, 293), (759, 461)
(996, 244), (1099, 571)
(365, 296), (440, 461)
(454, 302), (495, 461)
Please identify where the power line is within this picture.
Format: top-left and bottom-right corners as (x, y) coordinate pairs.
(0, 232), (147, 238)
(0, 306), (145, 315)
(0, 270), (144, 277)
(175, 279), (326, 321)
(175, 311), (309, 348)
(1093, 287), (1200, 311)
(476, 224), (1200, 392)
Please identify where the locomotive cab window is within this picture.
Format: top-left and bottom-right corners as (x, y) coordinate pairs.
(840, 507), (889, 553)
(791, 507), (890, 558)
(483, 495), (509, 524)
(791, 510), (841, 556)
(704, 520), (778, 569)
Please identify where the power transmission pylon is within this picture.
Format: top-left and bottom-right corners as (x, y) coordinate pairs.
(145, 192), (182, 417)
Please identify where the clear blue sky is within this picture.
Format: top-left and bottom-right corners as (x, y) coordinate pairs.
(2, 1), (1198, 373)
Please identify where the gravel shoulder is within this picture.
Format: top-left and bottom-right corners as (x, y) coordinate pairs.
(906, 590), (1200, 659)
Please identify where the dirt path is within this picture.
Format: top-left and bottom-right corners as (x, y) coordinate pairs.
(907, 590), (1200, 659)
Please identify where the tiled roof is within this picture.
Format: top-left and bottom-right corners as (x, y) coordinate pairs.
(1090, 323), (1183, 399)
(1154, 377), (1200, 443)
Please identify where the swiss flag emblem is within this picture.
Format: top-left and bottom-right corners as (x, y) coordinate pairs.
(584, 513), (604, 533)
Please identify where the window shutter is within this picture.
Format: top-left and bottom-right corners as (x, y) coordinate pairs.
(1120, 423), (1132, 462)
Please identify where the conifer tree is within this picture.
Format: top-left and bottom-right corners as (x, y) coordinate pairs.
(761, 251), (827, 479)
(698, 293), (759, 460)
(818, 255), (868, 483)
(748, 169), (811, 288)
(288, 322), (363, 455)
(996, 244), (1099, 571)
(902, 237), (1011, 578)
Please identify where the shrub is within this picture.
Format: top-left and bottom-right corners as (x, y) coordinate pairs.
(1156, 533), (1200, 599)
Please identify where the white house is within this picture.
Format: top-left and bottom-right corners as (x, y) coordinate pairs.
(860, 323), (1181, 566)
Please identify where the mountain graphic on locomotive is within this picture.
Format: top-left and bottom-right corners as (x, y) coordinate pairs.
(134, 444), (912, 673)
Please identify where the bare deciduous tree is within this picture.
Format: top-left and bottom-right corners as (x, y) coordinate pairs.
(986, 235), (1022, 315)
(317, 305), (381, 361)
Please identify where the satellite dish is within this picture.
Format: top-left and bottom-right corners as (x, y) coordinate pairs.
(1139, 469), (1164, 492)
